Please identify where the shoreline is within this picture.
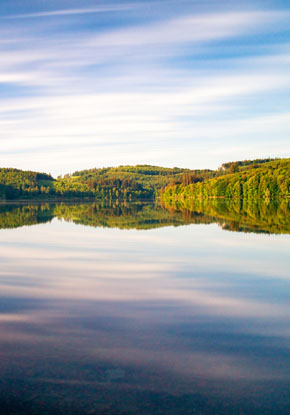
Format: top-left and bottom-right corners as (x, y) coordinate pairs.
(0, 198), (156, 205)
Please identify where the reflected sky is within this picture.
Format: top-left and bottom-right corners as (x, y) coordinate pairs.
(0, 213), (290, 414)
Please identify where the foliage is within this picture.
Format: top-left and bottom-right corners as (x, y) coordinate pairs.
(221, 157), (277, 171)
(162, 159), (290, 201)
(0, 165), (209, 201)
(0, 168), (54, 199)
(68, 165), (198, 198)
(0, 159), (289, 202)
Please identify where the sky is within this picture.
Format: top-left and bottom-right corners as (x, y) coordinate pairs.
(0, 0), (290, 175)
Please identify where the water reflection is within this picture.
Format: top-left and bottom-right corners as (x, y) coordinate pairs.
(0, 198), (290, 233)
(162, 197), (290, 235)
(0, 202), (290, 414)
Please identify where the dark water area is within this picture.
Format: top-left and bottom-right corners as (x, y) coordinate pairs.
(0, 201), (289, 414)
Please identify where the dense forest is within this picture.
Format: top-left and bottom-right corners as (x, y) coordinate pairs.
(57, 164), (215, 200)
(0, 165), (212, 201)
(0, 158), (289, 201)
(162, 159), (290, 201)
(0, 169), (54, 199)
(0, 199), (289, 234)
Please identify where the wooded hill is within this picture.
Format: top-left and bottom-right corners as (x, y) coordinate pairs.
(0, 158), (288, 201)
(162, 158), (290, 201)
(0, 164), (212, 201)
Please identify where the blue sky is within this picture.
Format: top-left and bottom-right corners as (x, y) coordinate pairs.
(0, 0), (290, 175)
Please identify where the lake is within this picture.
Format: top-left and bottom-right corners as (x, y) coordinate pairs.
(0, 201), (289, 414)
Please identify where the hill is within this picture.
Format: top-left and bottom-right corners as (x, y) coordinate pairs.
(162, 158), (290, 201)
(0, 165), (213, 201)
(64, 164), (215, 200)
(0, 168), (54, 200)
(0, 158), (288, 201)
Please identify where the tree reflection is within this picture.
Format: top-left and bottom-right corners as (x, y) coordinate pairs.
(0, 199), (289, 234)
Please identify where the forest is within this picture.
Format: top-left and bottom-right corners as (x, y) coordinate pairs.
(0, 158), (289, 201)
(0, 165), (210, 201)
(162, 159), (290, 202)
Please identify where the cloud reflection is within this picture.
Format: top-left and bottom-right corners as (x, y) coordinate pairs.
(0, 219), (290, 413)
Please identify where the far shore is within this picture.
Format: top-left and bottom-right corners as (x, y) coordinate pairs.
(0, 198), (156, 205)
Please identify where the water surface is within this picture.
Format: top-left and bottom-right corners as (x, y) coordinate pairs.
(0, 202), (289, 414)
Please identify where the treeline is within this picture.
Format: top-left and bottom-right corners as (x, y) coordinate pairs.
(67, 165), (197, 197)
(0, 164), (204, 201)
(0, 168), (54, 199)
(0, 166), (159, 201)
(221, 157), (277, 171)
(55, 175), (153, 200)
(0, 159), (289, 201)
(162, 159), (290, 201)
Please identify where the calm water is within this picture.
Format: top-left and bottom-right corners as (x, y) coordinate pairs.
(0, 202), (290, 414)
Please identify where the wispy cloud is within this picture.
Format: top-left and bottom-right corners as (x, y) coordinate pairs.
(0, 2), (289, 173)
(3, 4), (138, 19)
(87, 11), (289, 47)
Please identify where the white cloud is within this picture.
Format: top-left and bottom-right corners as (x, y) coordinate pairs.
(3, 3), (138, 19)
(87, 11), (289, 47)
(0, 6), (289, 172)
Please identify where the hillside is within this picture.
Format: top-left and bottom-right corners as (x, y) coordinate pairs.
(162, 158), (290, 201)
(0, 168), (54, 199)
(0, 165), (213, 201)
(0, 159), (288, 201)
(65, 164), (216, 199)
